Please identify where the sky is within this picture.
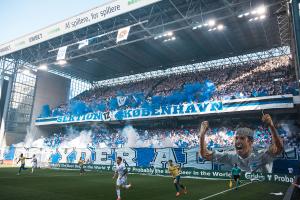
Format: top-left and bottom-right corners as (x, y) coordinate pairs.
(0, 0), (110, 44)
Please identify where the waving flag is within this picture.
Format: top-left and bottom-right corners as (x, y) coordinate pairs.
(56, 46), (68, 60)
(117, 96), (127, 106)
(78, 39), (89, 49)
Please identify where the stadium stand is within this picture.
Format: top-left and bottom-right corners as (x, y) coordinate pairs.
(40, 122), (297, 150)
(40, 56), (298, 118)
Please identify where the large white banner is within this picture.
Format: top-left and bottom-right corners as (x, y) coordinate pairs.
(35, 95), (294, 126)
(0, 0), (161, 57)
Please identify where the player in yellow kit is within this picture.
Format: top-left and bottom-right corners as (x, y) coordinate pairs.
(78, 157), (85, 176)
(16, 153), (31, 175)
(168, 160), (187, 197)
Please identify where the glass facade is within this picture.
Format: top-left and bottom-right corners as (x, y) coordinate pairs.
(5, 70), (36, 132)
(69, 79), (92, 99)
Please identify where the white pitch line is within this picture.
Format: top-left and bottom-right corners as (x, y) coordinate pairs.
(198, 181), (252, 200)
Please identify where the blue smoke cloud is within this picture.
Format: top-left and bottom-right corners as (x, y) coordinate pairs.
(45, 80), (217, 117)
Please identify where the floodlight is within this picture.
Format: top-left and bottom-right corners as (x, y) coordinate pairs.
(260, 15), (266, 20)
(58, 60), (67, 65)
(208, 20), (216, 27)
(38, 64), (48, 71)
(256, 5), (266, 14)
(167, 32), (173, 36)
(217, 24), (224, 30)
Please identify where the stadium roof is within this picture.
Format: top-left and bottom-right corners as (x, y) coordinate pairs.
(0, 0), (289, 82)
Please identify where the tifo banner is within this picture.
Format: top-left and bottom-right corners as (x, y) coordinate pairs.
(35, 95), (294, 125)
(0, 0), (161, 56)
(0, 146), (297, 183)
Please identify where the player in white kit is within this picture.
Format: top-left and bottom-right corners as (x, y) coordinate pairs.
(31, 154), (38, 174)
(113, 156), (131, 200)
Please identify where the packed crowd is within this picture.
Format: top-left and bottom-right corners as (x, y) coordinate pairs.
(39, 56), (298, 117)
(153, 56), (298, 100)
(42, 124), (291, 149)
(43, 133), (64, 148)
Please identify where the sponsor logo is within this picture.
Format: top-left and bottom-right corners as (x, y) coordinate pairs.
(15, 41), (26, 47)
(245, 172), (265, 181)
(0, 45), (11, 53)
(29, 34), (43, 43)
(128, 0), (143, 5)
(47, 27), (60, 35)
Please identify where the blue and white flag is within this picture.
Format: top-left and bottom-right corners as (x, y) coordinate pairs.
(132, 95), (138, 103)
(56, 46), (68, 60)
(78, 39), (89, 49)
(117, 96), (127, 106)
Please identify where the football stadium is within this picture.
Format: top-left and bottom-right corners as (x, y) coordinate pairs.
(0, 0), (300, 199)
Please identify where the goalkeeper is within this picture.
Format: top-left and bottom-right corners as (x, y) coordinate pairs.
(231, 163), (241, 190)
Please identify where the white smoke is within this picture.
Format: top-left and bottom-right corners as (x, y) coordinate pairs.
(161, 137), (173, 147)
(13, 126), (38, 148)
(24, 126), (41, 148)
(121, 125), (157, 148)
(60, 130), (92, 148)
(13, 142), (25, 148)
(30, 138), (45, 148)
(121, 125), (174, 148)
(12, 124), (175, 149)
(9, 118), (300, 150)
(12, 126), (93, 149)
(122, 125), (140, 147)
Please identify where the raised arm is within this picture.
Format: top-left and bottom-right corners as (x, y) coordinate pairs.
(198, 121), (213, 160)
(262, 114), (283, 156)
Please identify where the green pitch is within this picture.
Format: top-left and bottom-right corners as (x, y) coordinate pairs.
(0, 168), (289, 200)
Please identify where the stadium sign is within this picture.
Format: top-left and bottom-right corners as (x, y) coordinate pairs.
(51, 163), (295, 184)
(0, 0), (161, 57)
(35, 95), (294, 125)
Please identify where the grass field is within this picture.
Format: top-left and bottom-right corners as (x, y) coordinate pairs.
(0, 168), (289, 200)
